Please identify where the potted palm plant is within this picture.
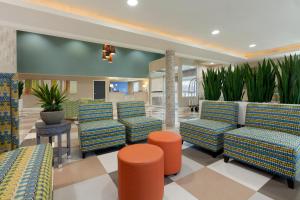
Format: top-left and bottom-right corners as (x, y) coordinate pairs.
(32, 83), (67, 125)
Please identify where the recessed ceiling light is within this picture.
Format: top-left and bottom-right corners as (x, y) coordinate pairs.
(211, 30), (220, 35)
(127, 0), (138, 7)
(249, 44), (256, 48)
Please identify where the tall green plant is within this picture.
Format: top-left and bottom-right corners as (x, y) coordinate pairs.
(244, 59), (276, 102)
(271, 54), (300, 104)
(32, 84), (68, 112)
(202, 68), (223, 100)
(221, 65), (245, 101)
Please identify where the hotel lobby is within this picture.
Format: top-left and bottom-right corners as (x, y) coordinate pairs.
(1, 0), (300, 200)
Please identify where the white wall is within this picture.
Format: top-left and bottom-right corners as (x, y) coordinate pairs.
(0, 26), (16, 73)
(19, 74), (149, 108)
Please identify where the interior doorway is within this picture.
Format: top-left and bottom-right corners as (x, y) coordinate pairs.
(93, 81), (106, 99)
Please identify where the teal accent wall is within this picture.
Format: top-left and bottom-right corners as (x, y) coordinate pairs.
(17, 31), (163, 78)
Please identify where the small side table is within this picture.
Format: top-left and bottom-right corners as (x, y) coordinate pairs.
(36, 120), (71, 167)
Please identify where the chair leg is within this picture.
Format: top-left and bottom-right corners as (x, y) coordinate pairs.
(82, 152), (86, 159)
(287, 178), (295, 189)
(224, 155), (230, 163)
(212, 151), (219, 158)
(212, 149), (223, 158)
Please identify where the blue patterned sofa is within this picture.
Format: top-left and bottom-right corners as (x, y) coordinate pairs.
(117, 101), (162, 143)
(224, 103), (300, 188)
(180, 101), (238, 156)
(78, 102), (126, 157)
(0, 144), (53, 199)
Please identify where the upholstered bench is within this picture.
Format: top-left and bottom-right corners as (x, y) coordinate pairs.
(224, 103), (300, 189)
(117, 101), (162, 143)
(79, 102), (126, 157)
(0, 144), (53, 199)
(180, 101), (238, 156)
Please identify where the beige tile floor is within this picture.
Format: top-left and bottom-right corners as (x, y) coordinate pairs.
(19, 107), (300, 200)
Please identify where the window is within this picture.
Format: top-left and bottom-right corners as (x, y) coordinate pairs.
(133, 82), (139, 92)
(182, 76), (197, 97)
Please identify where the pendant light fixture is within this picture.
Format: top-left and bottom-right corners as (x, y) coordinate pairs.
(101, 44), (116, 63)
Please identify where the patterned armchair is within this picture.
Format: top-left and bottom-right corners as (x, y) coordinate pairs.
(224, 103), (300, 189)
(0, 144), (53, 199)
(117, 101), (162, 143)
(78, 102), (125, 157)
(62, 99), (106, 120)
(180, 101), (238, 155)
(62, 100), (80, 119)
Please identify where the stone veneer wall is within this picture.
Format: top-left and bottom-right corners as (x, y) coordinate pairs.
(0, 26), (16, 73)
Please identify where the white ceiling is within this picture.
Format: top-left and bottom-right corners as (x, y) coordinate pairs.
(48, 0), (300, 53)
(1, 0), (300, 63)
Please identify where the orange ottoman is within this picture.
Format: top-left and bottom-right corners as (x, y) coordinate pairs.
(118, 144), (164, 200)
(148, 131), (182, 175)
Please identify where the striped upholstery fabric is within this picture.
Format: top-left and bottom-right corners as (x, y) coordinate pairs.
(201, 101), (239, 126)
(79, 103), (113, 123)
(78, 103), (125, 153)
(117, 101), (162, 143)
(62, 100), (79, 119)
(180, 101), (238, 152)
(245, 103), (300, 136)
(180, 119), (236, 152)
(117, 101), (146, 119)
(120, 116), (162, 142)
(0, 144), (53, 200)
(224, 103), (300, 181)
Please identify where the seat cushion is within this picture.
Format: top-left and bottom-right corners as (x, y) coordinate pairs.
(224, 127), (300, 178)
(80, 120), (124, 132)
(182, 119), (235, 134)
(180, 119), (235, 152)
(120, 116), (161, 127)
(79, 120), (125, 152)
(119, 116), (162, 142)
(226, 127), (300, 151)
(0, 144), (53, 200)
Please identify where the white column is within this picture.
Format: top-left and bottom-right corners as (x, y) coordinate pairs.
(177, 64), (183, 107)
(165, 50), (176, 128)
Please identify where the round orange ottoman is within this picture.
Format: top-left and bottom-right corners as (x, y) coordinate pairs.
(118, 144), (164, 200)
(148, 131), (182, 175)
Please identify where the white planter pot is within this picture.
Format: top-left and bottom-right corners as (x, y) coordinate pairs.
(18, 99), (23, 111)
(235, 101), (249, 125)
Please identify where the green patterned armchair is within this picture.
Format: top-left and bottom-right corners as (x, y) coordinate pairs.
(78, 102), (125, 157)
(62, 100), (80, 119)
(117, 101), (162, 143)
(180, 101), (238, 156)
(62, 99), (106, 120)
